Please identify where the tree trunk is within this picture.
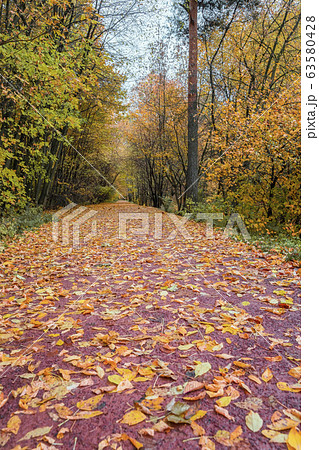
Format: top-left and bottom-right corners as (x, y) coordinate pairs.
(186, 0), (198, 203)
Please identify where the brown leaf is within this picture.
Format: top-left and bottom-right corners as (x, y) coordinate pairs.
(152, 420), (172, 432)
(138, 428), (155, 437)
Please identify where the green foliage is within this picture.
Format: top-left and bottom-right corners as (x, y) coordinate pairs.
(0, 0), (125, 212)
(92, 186), (116, 204)
(0, 206), (51, 243)
(250, 235), (301, 262)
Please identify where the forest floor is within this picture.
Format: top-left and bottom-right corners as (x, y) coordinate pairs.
(0, 202), (301, 450)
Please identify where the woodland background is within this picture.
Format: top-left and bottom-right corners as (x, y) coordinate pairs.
(0, 0), (300, 246)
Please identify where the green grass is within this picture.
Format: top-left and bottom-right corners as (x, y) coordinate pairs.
(248, 234), (301, 262)
(0, 205), (51, 248)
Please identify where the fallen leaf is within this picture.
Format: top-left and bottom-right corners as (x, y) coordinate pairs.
(19, 426), (52, 441)
(95, 366), (105, 379)
(108, 374), (123, 385)
(190, 410), (207, 421)
(264, 355), (282, 362)
(288, 366), (301, 379)
(191, 421), (205, 436)
(76, 394), (104, 411)
(120, 410), (146, 425)
(230, 425), (242, 440)
(138, 428), (155, 437)
(67, 411), (103, 420)
(215, 354), (234, 359)
(245, 411), (263, 432)
(4, 415), (21, 434)
(283, 409), (301, 422)
(55, 404), (74, 419)
(248, 374), (262, 384)
(183, 381), (204, 394)
(214, 405), (234, 421)
(235, 397), (263, 411)
(262, 429), (288, 443)
(287, 427), (301, 450)
(195, 362), (211, 377)
(233, 361), (251, 369)
(268, 417), (299, 431)
(152, 420), (172, 432)
(262, 368), (273, 382)
(277, 382), (301, 393)
(117, 379), (133, 393)
(57, 427), (69, 439)
(199, 435), (215, 449)
(166, 414), (190, 424)
(216, 396), (232, 407)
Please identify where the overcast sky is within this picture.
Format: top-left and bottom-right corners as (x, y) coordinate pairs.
(104, 0), (187, 92)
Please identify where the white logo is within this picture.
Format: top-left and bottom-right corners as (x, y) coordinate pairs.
(52, 203), (97, 247)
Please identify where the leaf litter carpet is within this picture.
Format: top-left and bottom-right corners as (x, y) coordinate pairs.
(0, 202), (301, 449)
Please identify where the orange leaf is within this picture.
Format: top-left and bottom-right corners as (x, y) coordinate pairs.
(214, 405), (234, 421)
(191, 421), (205, 436)
(262, 368), (273, 382)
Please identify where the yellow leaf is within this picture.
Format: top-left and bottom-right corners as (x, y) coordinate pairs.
(138, 367), (155, 377)
(95, 366), (105, 379)
(56, 339), (64, 346)
(233, 361), (251, 369)
(262, 368), (273, 382)
(268, 418), (299, 431)
(19, 426), (52, 441)
(190, 410), (207, 421)
(277, 382), (301, 393)
(262, 429), (288, 443)
(226, 338), (232, 344)
(216, 396), (231, 407)
(242, 301), (250, 306)
(288, 366), (301, 379)
(76, 394), (104, 411)
(178, 343), (194, 350)
(245, 411), (263, 432)
(287, 427), (301, 450)
(120, 410), (146, 425)
(6, 415), (21, 434)
(108, 374), (123, 385)
(67, 411), (103, 420)
(205, 325), (215, 334)
(55, 404), (74, 419)
(195, 362), (211, 377)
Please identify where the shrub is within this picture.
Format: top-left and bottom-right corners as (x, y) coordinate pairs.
(0, 205), (51, 242)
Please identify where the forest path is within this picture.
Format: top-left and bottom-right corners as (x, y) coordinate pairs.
(0, 202), (301, 449)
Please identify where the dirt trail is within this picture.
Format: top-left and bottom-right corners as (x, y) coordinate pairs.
(0, 202), (301, 449)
